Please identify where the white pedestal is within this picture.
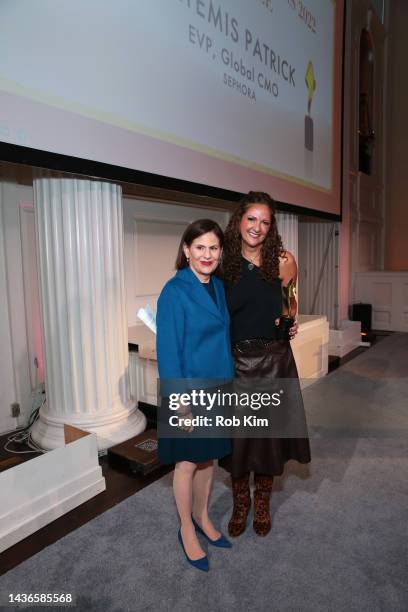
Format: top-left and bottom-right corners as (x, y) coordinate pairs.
(292, 315), (329, 387)
(0, 433), (105, 553)
(329, 320), (361, 357)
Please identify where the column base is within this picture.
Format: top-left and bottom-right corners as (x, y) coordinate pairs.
(30, 401), (147, 451)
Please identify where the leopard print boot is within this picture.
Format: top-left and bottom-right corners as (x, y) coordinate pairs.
(253, 473), (273, 536)
(228, 473), (251, 537)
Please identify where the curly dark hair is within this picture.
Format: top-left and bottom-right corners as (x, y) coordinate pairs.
(222, 191), (284, 284)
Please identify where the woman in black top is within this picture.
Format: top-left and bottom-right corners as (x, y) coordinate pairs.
(220, 191), (311, 537)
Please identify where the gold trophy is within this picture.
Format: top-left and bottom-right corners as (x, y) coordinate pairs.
(305, 61), (316, 151)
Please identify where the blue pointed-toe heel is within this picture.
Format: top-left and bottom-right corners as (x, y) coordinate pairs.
(178, 529), (209, 572)
(192, 516), (232, 548)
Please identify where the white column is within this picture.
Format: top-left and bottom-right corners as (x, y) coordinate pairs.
(31, 176), (146, 450)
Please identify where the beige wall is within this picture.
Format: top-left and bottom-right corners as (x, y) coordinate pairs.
(385, 0), (408, 270)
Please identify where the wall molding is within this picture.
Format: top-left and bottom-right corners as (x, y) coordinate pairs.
(354, 271), (408, 331)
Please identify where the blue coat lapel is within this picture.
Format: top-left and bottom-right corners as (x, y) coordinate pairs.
(176, 267), (225, 321)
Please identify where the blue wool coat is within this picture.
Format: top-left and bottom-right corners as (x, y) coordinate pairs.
(156, 267), (234, 463)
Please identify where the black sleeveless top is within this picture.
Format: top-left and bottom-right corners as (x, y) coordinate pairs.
(225, 257), (283, 342)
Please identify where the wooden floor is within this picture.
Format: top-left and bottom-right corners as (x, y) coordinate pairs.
(0, 331), (391, 577)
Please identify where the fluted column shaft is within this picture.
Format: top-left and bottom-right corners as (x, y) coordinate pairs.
(31, 176), (145, 449)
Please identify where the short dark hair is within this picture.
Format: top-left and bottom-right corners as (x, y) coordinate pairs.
(175, 219), (224, 269)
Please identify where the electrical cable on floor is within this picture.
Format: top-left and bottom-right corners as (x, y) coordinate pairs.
(4, 395), (47, 455)
(3, 357), (48, 455)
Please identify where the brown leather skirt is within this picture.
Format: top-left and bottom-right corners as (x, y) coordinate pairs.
(219, 338), (311, 477)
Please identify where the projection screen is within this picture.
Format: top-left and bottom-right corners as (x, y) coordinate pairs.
(0, 0), (344, 216)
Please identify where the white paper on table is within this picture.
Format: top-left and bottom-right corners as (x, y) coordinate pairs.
(137, 304), (157, 334)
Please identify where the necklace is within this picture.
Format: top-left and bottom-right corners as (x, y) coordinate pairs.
(242, 252), (260, 271)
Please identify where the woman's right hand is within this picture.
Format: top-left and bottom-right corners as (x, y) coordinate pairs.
(275, 317), (299, 339)
(288, 318), (299, 339)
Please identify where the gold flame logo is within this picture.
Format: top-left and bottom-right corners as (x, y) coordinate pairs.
(305, 61), (316, 115)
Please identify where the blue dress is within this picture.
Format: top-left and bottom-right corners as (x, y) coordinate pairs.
(156, 267), (234, 464)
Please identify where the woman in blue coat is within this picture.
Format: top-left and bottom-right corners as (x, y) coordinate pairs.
(156, 219), (233, 571)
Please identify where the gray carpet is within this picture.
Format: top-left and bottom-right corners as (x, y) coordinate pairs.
(1, 335), (408, 612)
(304, 332), (408, 437)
